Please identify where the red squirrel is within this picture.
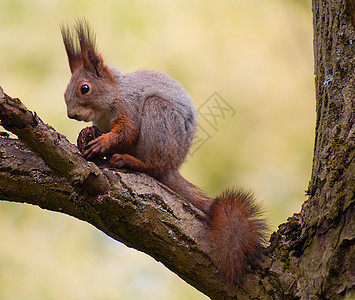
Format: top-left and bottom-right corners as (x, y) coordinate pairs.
(61, 20), (267, 282)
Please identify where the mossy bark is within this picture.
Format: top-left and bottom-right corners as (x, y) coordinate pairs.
(296, 0), (354, 297)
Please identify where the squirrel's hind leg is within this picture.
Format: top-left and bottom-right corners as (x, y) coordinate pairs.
(109, 154), (160, 178)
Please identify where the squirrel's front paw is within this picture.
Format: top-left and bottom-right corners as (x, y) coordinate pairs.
(83, 133), (113, 160)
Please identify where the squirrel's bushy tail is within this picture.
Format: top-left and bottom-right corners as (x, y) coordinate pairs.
(162, 172), (267, 282)
(207, 189), (267, 281)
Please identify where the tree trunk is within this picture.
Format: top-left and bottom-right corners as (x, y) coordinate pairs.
(0, 0), (354, 298)
(296, 0), (355, 297)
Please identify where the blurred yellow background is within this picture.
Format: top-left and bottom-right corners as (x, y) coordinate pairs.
(0, 0), (314, 299)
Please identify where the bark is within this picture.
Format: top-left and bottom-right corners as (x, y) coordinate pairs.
(296, 0), (355, 297)
(0, 0), (354, 298)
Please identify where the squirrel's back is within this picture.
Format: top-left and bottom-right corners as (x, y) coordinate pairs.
(113, 69), (197, 170)
(120, 70), (193, 106)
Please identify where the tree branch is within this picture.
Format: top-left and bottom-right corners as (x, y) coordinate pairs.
(0, 87), (257, 299)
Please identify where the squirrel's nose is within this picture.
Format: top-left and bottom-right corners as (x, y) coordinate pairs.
(67, 111), (77, 119)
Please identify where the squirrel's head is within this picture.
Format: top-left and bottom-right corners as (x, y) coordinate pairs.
(61, 20), (117, 124)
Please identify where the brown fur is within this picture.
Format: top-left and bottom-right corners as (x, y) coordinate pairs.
(110, 154), (158, 178)
(60, 23), (82, 73)
(61, 20), (267, 283)
(207, 190), (267, 281)
(83, 114), (139, 160)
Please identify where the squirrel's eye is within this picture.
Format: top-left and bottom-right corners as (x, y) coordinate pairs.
(80, 84), (90, 95)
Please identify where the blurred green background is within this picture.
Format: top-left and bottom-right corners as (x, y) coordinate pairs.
(0, 0), (314, 299)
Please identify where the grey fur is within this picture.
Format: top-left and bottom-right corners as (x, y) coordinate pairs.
(114, 69), (197, 169)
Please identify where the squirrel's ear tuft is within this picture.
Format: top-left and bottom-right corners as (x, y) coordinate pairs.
(61, 19), (114, 80)
(75, 20), (113, 80)
(61, 24), (82, 73)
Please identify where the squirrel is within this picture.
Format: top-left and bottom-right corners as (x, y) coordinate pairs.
(61, 20), (267, 282)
